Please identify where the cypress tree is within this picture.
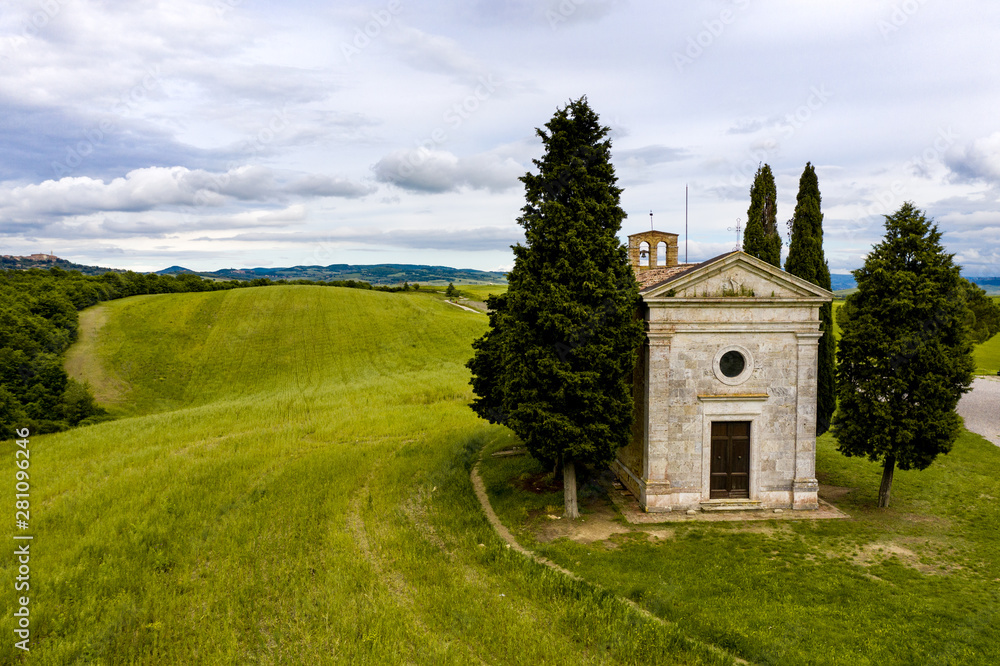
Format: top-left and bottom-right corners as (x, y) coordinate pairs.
(743, 163), (781, 267)
(832, 203), (974, 508)
(785, 162), (835, 434)
(467, 97), (644, 518)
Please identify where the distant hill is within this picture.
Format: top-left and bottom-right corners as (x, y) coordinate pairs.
(9, 255), (998, 291)
(829, 274), (856, 292)
(830, 274), (1000, 295)
(3, 257), (506, 286)
(156, 263), (508, 285)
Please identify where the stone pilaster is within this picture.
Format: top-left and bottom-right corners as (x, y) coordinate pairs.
(792, 331), (822, 510)
(645, 325), (673, 490)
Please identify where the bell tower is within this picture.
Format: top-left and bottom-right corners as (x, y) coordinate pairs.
(628, 230), (679, 271)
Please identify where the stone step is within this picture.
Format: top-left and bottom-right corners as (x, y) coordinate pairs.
(699, 500), (764, 512)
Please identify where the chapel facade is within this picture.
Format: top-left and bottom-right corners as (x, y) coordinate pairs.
(614, 230), (834, 512)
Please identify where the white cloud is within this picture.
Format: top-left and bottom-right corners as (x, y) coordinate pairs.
(3, 1), (1000, 273)
(388, 25), (485, 81)
(196, 225), (524, 252)
(0, 166), (372, 221)
(947, 132), (1000, 185)
(373, 148), (522, 193)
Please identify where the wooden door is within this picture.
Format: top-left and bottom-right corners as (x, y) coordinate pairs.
(710, 421), (750, 499)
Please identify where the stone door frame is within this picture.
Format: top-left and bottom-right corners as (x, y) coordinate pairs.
(698, 394), (767, 502)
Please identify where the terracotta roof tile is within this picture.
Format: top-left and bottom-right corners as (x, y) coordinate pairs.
(633, 264), (698, 290)
(634, 251), (741, 293)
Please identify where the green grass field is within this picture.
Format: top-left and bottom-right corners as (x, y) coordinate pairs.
(2, 286), (726, 664)
(973, 332), (1000, 375)
(480, 427), (1000, 665)
(976, 296), (1000, 374)
(456, 284), (508, 301)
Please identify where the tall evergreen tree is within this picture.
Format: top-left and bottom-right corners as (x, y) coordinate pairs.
(832, 202), (974, 508)
(742, 163), (782, 267)
(785, 162), (835, 434)
(959, 278), (1000, 344)
(467, 97), (644, 518)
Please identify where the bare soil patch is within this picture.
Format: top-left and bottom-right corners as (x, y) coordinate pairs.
(534, 495), (631, 544)
(849, 542), (951, 575)
(818, 484), (854, 502)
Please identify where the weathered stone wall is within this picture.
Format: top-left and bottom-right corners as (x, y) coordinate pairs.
(656, 332), (796, 483)
(619, 297), (824, 511)
(642, 301), (820, 510)
(615, 251), (830, 513)
(618, 343), (646, 488)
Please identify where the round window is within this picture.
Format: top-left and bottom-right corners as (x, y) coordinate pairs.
(719, 350), (745, 378)
(712, 345), (754, 386)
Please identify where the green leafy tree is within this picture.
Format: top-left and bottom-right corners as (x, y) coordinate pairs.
(445, 282), (459, 298)
(784, 162), (835, 434)
(959, 278), (1000, 343)
(743, 163), (781, 267)
(467, 97), (644, 518)
(59, 379), (106, 426)
(833, 202), (974, 507)
(0, 385), (28, 438)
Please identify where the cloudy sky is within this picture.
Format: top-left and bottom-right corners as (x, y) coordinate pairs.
(1, 0), (999, 275)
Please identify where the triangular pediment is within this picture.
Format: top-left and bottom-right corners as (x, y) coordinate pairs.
(641, 251), (833, 301)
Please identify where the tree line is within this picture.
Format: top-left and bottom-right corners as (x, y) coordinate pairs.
(744, 164), (1000, 506)
(0, 268), (413, 437)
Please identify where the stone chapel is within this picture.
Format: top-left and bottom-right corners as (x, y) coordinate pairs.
(613, 230), (834, 512)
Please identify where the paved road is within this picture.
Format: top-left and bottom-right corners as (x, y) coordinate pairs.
(957, 376), (1000, 447)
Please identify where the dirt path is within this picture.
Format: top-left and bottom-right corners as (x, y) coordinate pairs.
(957, 376), (1000, 447)
(470, 460), (749, 665)
(64, 304), (130, 405)
(470, 461), (578, 576)
(64, 304), (107, 381)
(444, 299), (482, 314)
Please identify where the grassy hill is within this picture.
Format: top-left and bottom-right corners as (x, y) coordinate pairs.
(1, 286), (725, 664)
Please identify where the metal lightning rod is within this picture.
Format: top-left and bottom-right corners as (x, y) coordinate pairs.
(685, 184), (688, 264)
